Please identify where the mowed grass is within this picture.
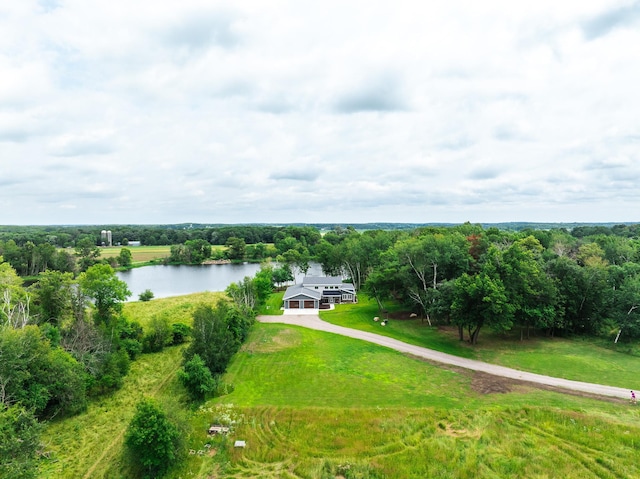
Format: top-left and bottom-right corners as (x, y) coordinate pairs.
(256, 291), (284, 316)
(321, 296), (640, 389)
(203, 323), (640, 478)
(39, 346), (186, 479)
(39, 293), (640, 478)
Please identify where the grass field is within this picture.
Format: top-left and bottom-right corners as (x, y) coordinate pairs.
(321, 296), (640, 390)
(38, 292), (640, 478)
(99, 245), (172, 263)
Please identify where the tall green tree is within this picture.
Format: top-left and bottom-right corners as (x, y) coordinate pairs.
(117, 248), (133, 268)
(451, 270), (515, 345)
(184, 302), (237, 375)
(178, 354), (216, 401)
(78, 264), (131, 325)
(125, 398), (180, 478)
(74, 237), (100, 272)
(225, 237), (246, 261)
(0, 405), (42, 479)
(31, 270), (74, 325)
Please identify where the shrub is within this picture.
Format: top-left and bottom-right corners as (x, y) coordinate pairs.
(138, 289), (154, 302)
(178, 354), (216, 401)
(125, 399), (180, 478)
(142, 316), (172, 353)
(171, 322), (191, 345)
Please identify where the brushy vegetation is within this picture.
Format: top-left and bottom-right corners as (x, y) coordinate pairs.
(37, 293), (640, 478)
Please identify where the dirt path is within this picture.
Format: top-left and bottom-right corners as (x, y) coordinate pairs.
(258, 314), (631, 400)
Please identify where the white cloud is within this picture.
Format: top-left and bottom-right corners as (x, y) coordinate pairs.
(1, 0), (639, 224)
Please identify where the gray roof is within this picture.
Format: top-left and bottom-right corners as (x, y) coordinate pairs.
(302, 276), (346, 286)
(283, 284), (322, 301)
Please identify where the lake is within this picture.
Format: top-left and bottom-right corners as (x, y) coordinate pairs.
(116, 262), (323, 300)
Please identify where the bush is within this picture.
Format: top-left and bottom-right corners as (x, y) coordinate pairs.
(171, 322), (191, 345)
(0, 406), (42, 479)
(142, 316), (172, 353)
(178, 354), (216, 401)
(138, 289), (154, 302)
(125, 399), (180, 478)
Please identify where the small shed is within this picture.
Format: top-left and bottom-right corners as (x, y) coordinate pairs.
(234, 440), (246, 448)
(208, 425), (230, 435)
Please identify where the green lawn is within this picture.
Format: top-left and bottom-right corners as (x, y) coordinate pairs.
(321, 295), (640, 390)
(38, 292), (640, 479)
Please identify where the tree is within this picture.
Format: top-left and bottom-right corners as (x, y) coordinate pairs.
(272, 264), (294, 288)
(185, 239), (211, 264)
(74, 237), (100, 272)
(31, 270), (74, 325)
(395, 232), (471, 325)
(0, 325), (87, 418)
(0, 405), (42, 479)
(125, 398), (180, 478)
(184, 302), (237, 375)
(451, 270), (515, 345)
(142, 315), (172, 353)
(117, 248), (133, 268)
(225, 237), (246, 261)
(491, 237), (559, 339)
(138, 289), (154, 301)
(226, 277), (258, 314)
(178, 354), (216, 401)
(612, 274), (640, 343)
(78, 264), (131, 325)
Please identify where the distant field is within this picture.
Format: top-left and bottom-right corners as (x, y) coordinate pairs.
(99, 245), (172, 263)
(99, 245), (227, 264)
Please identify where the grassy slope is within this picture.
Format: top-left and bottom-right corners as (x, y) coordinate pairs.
(38, 293), (223, 478)
(40, 292), (640, 478)
(211, 323), (640, 478)
(321, 296), (640, 389)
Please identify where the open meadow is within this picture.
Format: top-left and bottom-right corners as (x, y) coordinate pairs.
(99, 245), (172, 264)
(39, 293), (640, 478)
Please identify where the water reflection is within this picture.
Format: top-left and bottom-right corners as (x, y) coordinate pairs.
(116, 262), (323, 300)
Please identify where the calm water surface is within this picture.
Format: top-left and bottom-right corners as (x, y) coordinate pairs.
(117, 262), (322, 300)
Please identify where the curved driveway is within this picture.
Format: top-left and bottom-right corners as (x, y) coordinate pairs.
(258, 314), (631, 400)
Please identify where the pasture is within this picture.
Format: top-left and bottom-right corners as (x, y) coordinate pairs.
(38, 292), (640, 478)
(99, 245), (172, 263)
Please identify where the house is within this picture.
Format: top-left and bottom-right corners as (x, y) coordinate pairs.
(283, 276), (357, 310)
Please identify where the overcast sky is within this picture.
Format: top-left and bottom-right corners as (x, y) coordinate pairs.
(1, 1), (639, 225)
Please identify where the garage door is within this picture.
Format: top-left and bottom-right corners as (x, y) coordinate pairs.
(303, 300), (315, 309)
(289, 300), (300, 309)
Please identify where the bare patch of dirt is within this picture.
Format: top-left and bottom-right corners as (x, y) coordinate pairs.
(471, 372), (514, 394)
(408, 354), (626, 404)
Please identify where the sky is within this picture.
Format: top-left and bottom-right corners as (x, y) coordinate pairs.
(1, 0), (640, 225)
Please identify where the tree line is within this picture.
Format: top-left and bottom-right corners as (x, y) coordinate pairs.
(300, 224), (640, 345)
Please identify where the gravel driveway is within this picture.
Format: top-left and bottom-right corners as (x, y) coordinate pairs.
(258, 314), (632, 400)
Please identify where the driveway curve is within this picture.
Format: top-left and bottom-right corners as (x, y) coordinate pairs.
(258, 314), (632, 400)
